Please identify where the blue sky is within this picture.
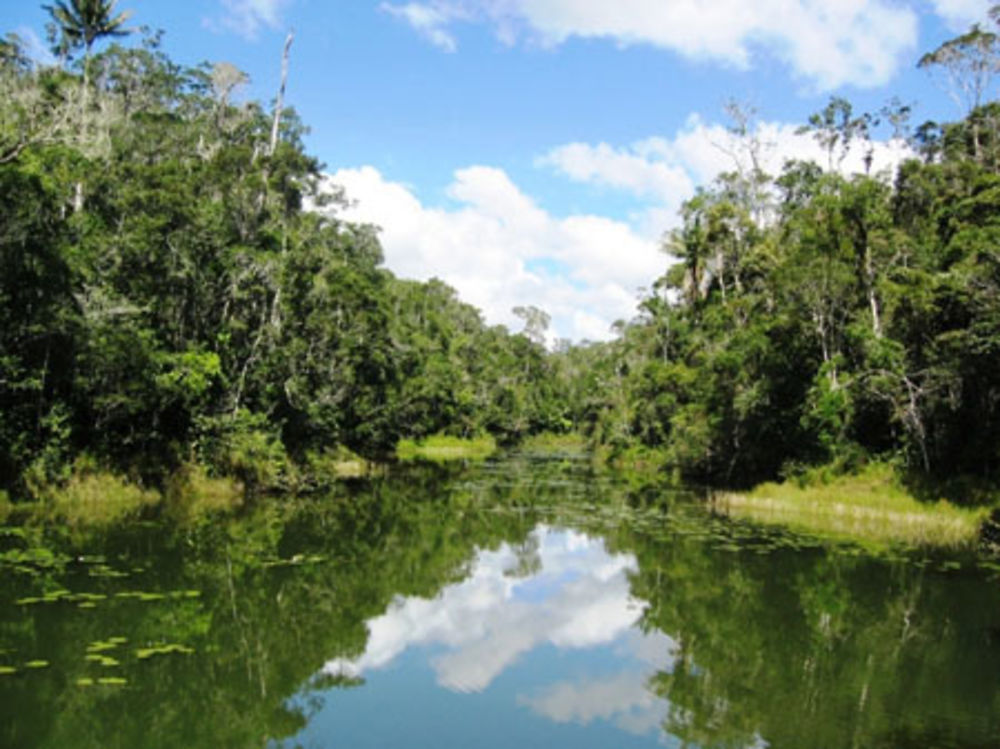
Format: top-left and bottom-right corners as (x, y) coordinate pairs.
(5, 0), (994, 340)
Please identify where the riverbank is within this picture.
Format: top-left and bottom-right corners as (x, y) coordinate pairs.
(712, 464), (993, 548)
(396, 434), (498, 462)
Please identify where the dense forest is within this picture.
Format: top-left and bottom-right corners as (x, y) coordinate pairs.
(3, 2), (1000, 502)
(0, 4), (568, 500)
(560, 22), (1000, 497)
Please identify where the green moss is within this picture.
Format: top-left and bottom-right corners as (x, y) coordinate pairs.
(396, 434), (497, 462)
(714, 464), (991, 548)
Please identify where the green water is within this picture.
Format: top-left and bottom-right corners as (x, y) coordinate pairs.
(1, 452), (999, 748)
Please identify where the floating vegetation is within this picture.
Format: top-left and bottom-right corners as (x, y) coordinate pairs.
(76, 676), (128, 689)
(0, 666), (17, 675)
(87, 639), (122, 654)
(0, 545), (68, 575)
(110, 589), (199, 601)
(85, 654), (120, 667)
(17, 589), (110, 608)
(88, 564), (129, 579)
(136, 643), (194, 660)
(23, 660), (49, 669)
(115, 590), (165, 602)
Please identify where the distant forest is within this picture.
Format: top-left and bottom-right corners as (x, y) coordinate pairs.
(3, 2), (1000, 499)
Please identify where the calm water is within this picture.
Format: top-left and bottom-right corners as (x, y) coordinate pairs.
(2, 452), (1000, 748)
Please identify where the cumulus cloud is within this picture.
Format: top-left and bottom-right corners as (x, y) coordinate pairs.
(929, 0), (992, 30)
(325, 166), (661, 342)
(518, 671), (666, 735)
(324, 114), (914, 341)
(544, 114), (914, 191)
(379, 0), (923, 89)
(540, 114), (914, 234)
(209, 0), (289, 39)
(322, 528), (648, 693)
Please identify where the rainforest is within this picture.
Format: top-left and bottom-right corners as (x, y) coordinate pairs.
(2, 3), (1000, 747)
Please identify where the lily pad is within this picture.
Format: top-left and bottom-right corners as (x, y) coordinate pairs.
(136, 643), (195, 659)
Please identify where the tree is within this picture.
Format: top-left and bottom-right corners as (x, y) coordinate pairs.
(44, 0), (132, 140)
(44, 0), (132, 63)
(919, 22), (1000, 163)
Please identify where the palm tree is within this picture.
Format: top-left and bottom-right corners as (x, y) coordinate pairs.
(44, 0), (132, 98)
(45, 0), (132, 61)
(44, 0), (131, 209)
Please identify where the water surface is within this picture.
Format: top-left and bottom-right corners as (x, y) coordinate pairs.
(2, 452), (999, 748)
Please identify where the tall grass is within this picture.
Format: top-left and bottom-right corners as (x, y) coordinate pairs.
(44, 470), (160, 527)
(396, 434), (497, 462)
(713, 464), (990, 548)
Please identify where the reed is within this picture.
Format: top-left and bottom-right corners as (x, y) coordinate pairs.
(713, 464), (990, 548)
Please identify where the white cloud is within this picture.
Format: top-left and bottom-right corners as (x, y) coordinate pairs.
(381, 2), (465, 51)
(541, 114), (914, 236)
(325, 166), (662, 342)
(322, 528), (648, 693)
(210, 0), (289, 39)
(380, 0), (923, 89)
(544, 115), (914, 194)
(929, 0), (992, 30)
(324, 113), (914, 342)
(518, 671), (666, 735)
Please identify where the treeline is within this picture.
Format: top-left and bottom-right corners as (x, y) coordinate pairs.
(563, 54), (1000, 492)
(0, 19), (565, 497)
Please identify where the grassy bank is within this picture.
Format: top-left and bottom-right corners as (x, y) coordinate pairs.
(712, 464), (992, 548)
(5, 446), (379, 528)
(396, 434), (497, 462)
(519, 432), (589, 453)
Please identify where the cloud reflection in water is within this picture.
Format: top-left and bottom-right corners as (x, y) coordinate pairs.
(321, 525), (676, 736)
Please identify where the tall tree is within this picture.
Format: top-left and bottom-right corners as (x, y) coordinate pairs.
(44, 0), (132, 63)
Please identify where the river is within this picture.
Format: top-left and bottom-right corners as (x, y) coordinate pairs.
(2, 450), (999, 748)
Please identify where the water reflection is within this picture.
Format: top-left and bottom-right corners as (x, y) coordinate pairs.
(518, 628), (676, 736)
(2, 456), (1000, 749)
(291, 526), (681, 747)
(324, 527), (653, 693)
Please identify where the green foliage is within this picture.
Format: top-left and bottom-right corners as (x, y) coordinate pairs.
(562, 84), (1000, 495)
(0, 24), (566, 496)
